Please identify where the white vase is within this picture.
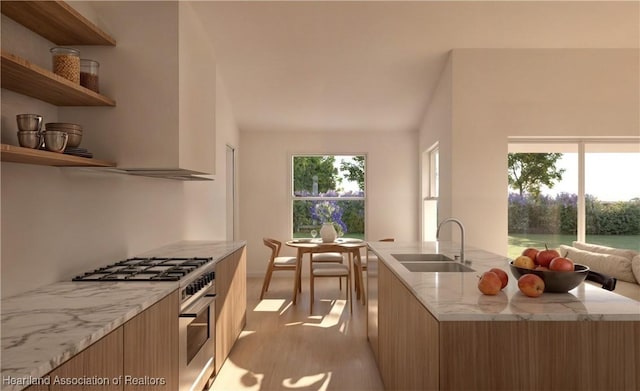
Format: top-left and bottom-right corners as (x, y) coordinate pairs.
(320, 222), (337, 243)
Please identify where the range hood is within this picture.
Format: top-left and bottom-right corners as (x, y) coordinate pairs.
(117, 168), (214, 181)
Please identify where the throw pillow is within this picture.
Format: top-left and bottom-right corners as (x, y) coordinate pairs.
(572, 241), (638, 261)
(632, 255), (640, 284)
(560, 245), (637, 284)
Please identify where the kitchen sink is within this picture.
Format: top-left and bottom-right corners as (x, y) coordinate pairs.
(399, 261), (475, 273)
(391, 253), (455, 263)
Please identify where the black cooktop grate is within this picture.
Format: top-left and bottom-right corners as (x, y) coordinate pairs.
(72, 257), (213, 282)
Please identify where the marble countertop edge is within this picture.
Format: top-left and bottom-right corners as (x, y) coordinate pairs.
(1, 287), (176, 382)
(369, 241), (640, 322)
(1, 240), (246, 391)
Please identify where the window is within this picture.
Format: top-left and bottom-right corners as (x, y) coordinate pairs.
(429, 146), (439, 198)
(507, 140), (639, 259)
(584, 144), (640, 249)
(422, 144), (439, 241)
(292, 155), (365, 239)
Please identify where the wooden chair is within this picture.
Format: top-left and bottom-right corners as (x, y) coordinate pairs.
(310, 255), (352, 314)
(260, 238), (299, 300)
(355, 238), (395, 304)
(311, 251), (345, 289)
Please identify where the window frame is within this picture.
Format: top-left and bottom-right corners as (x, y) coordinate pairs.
(289, 153), (367, 238)
(428, 144), (439, 199)
(422, 143), (440, 241)
(508, 137), (640, 244)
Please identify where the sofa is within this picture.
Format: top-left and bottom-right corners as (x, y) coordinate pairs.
(558, 241), (640, 302)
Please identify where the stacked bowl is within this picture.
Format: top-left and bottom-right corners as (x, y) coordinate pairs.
(16, 114), (43, 149)
(45, 122), (82, 148)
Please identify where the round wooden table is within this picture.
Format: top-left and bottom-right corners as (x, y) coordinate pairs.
(285, 238), (367, 305)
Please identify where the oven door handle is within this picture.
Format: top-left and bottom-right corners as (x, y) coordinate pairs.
(179, 292), (216, 318)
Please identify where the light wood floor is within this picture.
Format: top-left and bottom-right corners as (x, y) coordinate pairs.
(210, 275), (384, 391)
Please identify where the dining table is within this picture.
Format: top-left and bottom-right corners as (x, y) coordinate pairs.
(285, 238), (367, 305)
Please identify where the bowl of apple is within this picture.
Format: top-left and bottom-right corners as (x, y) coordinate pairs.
(509, 258), (590, 293)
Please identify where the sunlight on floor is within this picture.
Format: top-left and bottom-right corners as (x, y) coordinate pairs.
(303, 299), (346, 329)
(209, 360), (263, 391)
(238, 330), (255, 339)
(279, 300), (293, 315)
(338, 320), (349, 334)
(253, 299), (286, 312)
(283, 372), (332, 390)
(211, 277), (384, 391)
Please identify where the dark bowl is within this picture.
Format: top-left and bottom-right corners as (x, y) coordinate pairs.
(509, 261), (590, 293)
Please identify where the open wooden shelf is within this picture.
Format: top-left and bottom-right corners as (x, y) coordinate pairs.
(1, 1), (119, 171)
(1, 144), (116, 167)
(1, 1), (116, 46)
(1, 51), (116, 106)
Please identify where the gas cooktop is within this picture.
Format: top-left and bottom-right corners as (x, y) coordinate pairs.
(72, 257), (213, 282)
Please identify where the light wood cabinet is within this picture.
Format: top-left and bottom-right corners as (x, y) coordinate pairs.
(20, 290), (179, 391)
(123, 290), (179, 391)
(378, 262), (439, 391)
(23, 381), (50, 391)
(214, 246), (247, 373)
(49, 327), (123, 391)
(366, 248), (379, 362)
(375, 262), (640, 391)
(439, 320), (639, 390)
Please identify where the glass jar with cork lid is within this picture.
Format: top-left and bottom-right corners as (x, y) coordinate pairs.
(80, 59), (100, 93)
(50, 47), (80, 84)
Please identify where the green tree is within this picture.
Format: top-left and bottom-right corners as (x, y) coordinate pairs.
(340, 156), (365, 191)
(508, 153), (565, 197)
(293, 156), (338, 194)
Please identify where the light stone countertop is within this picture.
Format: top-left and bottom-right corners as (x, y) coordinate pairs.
(1, 240), (246, 391)
(369, 241), (640, 322)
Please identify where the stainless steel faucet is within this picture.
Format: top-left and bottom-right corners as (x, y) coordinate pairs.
(436, 218), (465, 263)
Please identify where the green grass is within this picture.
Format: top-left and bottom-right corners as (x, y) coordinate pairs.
(508, 234), (640, 260)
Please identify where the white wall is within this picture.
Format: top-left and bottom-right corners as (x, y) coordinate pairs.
(419, 54), (453, 240)
(183, 70), (239, 241)
(0, 2), (239, 297)
(239, 130), (418, 276)
(419, 49), (639, 256)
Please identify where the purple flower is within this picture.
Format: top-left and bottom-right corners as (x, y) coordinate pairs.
(309, 200), (348, 234)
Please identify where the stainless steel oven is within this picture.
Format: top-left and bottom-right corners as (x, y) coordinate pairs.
(73, 256), (218, 390)
(179, 274), (216, 391)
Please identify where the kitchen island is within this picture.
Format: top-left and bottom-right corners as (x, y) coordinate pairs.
(367, 241), (640, 391)
(1, 240), (245, 391)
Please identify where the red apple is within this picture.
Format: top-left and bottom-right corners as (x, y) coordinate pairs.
(513, 255), (535, 270)
(518, 274), (545, 297)
(536, 244), (560, 267)
(549, 257), (575, 272)
(478, 271), (502, 295)
(522, 248), (540, 264)
(489, 268), (509, 289)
